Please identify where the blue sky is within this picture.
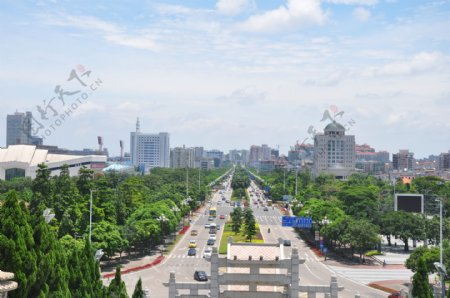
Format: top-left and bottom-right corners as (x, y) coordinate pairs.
(0, 0), (449, 158)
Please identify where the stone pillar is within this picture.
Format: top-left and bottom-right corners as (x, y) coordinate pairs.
(290, 248), (299, 298)
(0, 270), (18, 298)
(325, 294), (330, 298)
(169, 271), (177, 298)
(354, 293), (360, 298)
(210, 247), (220, 298)
(307, 291), (316, 298)
(433, 283), (442, 298)
(330, 275), (339, 298)
(227, 236), (233, 260)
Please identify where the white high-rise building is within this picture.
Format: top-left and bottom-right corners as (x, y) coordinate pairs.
(130, 118), (170, 172)
(313, 121), (355, 179)
(170, 146), (195, 168)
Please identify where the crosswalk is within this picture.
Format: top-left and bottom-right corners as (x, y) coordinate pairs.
(255, 215), (282, 224)
(327, 266), (413, 284)
(167, 254), (207, 259)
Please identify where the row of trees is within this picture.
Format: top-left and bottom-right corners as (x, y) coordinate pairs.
(253, 169), (450, 269)
(0, 165), (230, 297)
(230, 207), (257, 241)
(231, 166), (250, 200)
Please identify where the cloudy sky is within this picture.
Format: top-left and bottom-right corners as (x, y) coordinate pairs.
(1, 0), (449, 158)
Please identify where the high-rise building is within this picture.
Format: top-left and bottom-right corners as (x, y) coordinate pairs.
(6, 111), (33, 146)
(206, 150), (223, 168)
(313, 121), (355, 179)
(392, 149), (414, 171)
(438, 152), (449, 171)
(261, 144), (271, 160)
(355, 144), (390, 163)
(170, 146), (195, 168)
(130, 118), (170, 172)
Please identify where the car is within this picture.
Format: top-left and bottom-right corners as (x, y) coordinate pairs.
(194, 270), (208, 281)
(209, 234), (216, 241)
(219, 214), (225, 219)
(190, 230), (198, 236)
(203, 249), (212, 259)
(236, 202), (241, 207)
(204, 223), (210, 228)
(188, 248), (196, 256)
(208, 216), (214, 221)
(263, 206), (269, 211)
(188, 240), (197, 248)
(207, 238), (215, 245)
(283, 239), (291, 246)
(388, 292), (406, 298)
(216, 224), (221, 230)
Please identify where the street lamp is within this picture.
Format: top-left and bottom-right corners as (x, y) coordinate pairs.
(89, 189), (97, 243)
(43, 208), (55, 223)
(157, 214), (168, 252)
(94, 249), (104, 262)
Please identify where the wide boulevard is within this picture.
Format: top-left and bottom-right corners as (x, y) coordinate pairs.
(119, 178), (389, 298)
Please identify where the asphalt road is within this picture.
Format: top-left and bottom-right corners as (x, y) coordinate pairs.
(118, 178), (389, 297)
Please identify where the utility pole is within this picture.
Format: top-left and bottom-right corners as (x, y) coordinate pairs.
(89, 189), (97, 243)
(295, 167), (298, 196)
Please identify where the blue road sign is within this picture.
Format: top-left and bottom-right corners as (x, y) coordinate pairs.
(323, 247), (328, 254)
(320, 243), (324, 249)
(281, 216), (312, 228)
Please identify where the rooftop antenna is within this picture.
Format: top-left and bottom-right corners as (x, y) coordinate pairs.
(119, 140), (124, 161)
(97, 136), (103, 153)
(136, 117), (140, 133)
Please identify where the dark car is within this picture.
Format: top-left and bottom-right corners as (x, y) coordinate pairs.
(207, 239), (215, 245)
(194, 270), (208, 281)
(388, 292), (406, 298)
(283, 239), (291, 246)
(263, 206), (269, 211)
(188, 248), (196, 256)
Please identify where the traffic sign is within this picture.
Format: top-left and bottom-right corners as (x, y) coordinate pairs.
(323, 247), (328, 254)
(314, 230), (320, 241)
(319, 243), (324, 249)
(281, 216), (312, 228)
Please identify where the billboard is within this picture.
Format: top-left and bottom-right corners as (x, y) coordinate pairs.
(395, 193), (424, 213)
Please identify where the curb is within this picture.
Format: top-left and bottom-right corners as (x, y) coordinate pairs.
(102, 255), (165, 278)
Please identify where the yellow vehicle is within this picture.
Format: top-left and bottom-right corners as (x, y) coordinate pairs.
(190, 229), (198, 236)
(209, 207), (217, 218)
(188, 240), (197, 248)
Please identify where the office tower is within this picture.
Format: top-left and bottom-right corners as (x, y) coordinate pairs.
(130, 118), (170, 172)
(439, 152), (450, 171)
(170, 146), (195, 168)
(261, 144), (271, 160)
(313, 121), (355, 179)
(392, 149), (414, 171)
(6, 111), (33, 146)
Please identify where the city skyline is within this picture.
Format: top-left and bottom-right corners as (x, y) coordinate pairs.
(1, 0), (449, 158)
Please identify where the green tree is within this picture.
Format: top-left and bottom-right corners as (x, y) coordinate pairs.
(411, 257), (433, 298)
(31, 163), (53, 213)
(53, 164), (80, 221)
(76, 166), (94, 196)
(343, 219), (379, 262)
(393, 211), (425, 251)
(405, 246), (440, 273)
(0, 191), (37, 298)
(244, 217), (256, 242)
(108, 267), (129, 298)
(91, 221), (128, 259)
(132, 278), (144, 298)
(230, 207), (243, 234)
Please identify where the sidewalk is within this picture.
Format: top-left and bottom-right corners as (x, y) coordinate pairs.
(101, 204), (208, 278)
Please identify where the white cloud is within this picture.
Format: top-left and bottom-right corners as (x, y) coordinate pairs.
(353, 7), (371, 22)
(325, 0), (378, 5)
(364, 52), (446, 77)
(41, 13), (159, 51)
(238, 0), (326, 32)
(217, 86), (267, 104)
(216, 0), (255, 16)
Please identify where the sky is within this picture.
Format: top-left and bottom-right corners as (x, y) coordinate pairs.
(0, 0), (449, 158)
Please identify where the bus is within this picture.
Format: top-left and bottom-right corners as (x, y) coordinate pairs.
(209, 207), (217, 218)
(266, 200), (273, 206)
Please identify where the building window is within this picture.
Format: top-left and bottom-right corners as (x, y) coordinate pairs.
(5, 168), (25, 181)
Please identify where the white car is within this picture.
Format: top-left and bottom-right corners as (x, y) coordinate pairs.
(209, 234), (216, 241)
(203, 249), (212, 259)
(204, 223), (211, 228)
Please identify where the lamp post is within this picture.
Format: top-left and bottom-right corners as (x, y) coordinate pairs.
(295, 166), (299, 197)
(89, 189), (97, 243)
(43, 208), (55, 224)
(157, 214), (168, 253)
(437, 197), (446, 298)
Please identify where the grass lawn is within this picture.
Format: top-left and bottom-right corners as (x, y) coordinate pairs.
(218, 221), (264, 254)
